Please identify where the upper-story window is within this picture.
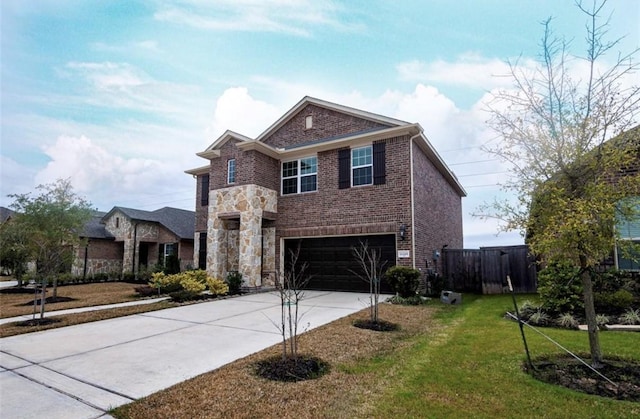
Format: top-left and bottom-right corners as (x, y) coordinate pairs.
(338, 142), (385, 189)
(200, 174), (210, 206)
(227, 159), (236, 184)
(352, 146), (373, 186)
(282, 156), (317, 195)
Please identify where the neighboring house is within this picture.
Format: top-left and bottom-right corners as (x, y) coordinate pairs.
(613, 126), (640, 271)
(186, 96), (466, 292)
(0, 206), (15, 223)
(72, 207), (195, 278)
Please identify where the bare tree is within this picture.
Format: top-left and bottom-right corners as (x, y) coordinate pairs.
(477, 0), (640, 367)
(273, 243), (311, 360)
(351, 240), (387, 324)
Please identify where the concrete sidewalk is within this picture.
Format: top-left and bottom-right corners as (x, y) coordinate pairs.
(0, 297), (170, 325)
(0, 291), (378, 419)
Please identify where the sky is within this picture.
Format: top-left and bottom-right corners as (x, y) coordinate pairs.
(1, 0), (639, 249)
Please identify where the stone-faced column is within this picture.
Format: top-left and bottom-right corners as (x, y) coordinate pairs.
(207, 208), (227, 280)
(239, 209), (262, 287)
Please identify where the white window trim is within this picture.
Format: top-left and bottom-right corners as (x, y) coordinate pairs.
(227, 159), (236, 184)
(351, 145), (373, 187)
(281, 156), (318, 195)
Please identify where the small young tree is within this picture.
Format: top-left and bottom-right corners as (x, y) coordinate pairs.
(9, 179), (93, 319)
(351, 240), (387, 323)
(274, 244), (311, 360)
(477, 1), (640, 367)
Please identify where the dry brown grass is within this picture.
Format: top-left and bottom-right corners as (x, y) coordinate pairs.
(113, 303), (440, 419)
(0, 301), (175, 338)
(0, 282), (145, 318)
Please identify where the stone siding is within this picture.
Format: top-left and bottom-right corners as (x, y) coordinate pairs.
(207, 185), (278, 286)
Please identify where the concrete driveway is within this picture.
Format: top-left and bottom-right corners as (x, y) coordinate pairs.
(0, 291), (377, 419)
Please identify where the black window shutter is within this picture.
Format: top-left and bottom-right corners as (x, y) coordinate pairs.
(200, 174), (210, 206)
(338, 149), (350, 189)
(198, 233), (207, 270)
(373, 142), (386, 185)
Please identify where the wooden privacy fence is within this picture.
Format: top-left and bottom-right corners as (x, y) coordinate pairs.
(441, 245), (538, 294)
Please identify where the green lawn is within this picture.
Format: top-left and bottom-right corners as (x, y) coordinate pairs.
(366, 294), (638, 418)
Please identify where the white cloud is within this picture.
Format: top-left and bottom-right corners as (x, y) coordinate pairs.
(397, 53), (538, 90)
(153, 0), (364, 36)
(207, 87), (282, 140)
(34, 135), (194, 211)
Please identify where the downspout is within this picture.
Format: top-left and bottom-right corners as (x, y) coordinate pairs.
(83, 241), (89, 280)
(132, 222), (138, 280)
(409, 133), (420, 269)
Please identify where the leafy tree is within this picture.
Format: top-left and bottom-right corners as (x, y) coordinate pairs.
(9, 179), (93, 319)
(0, 219), (31, 286)
(477, 1), (640, 367)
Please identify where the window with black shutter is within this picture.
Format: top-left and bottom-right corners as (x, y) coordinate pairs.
(338, 149), (350, 189)
(198, 232), (207, 270)
(200, 174), (210, 206)
(373, 142), (386, 185)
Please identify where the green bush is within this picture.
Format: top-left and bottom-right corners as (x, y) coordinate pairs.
(595, 314), (610, 328)
(528, 309), (551, 326)
(179, 276), (206, 294)
(594, 289), (634, 314)
(556, 313), (580, 329)
(226, 271), (243, 294)
(149, 272), (182, 294)
(169, 290), (201, 302)
(618, 308), (640, 325)
(388, 294), (428, 305)
(537, 261), (583, 316)
(385, 266), (421, 298)
(206, 277), (229, 296)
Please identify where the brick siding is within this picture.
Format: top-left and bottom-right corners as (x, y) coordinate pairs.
(263, 104), (392, 149)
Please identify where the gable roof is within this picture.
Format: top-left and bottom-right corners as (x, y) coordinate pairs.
(81, 211), (114, 239)
(255, 96), (410, 143)
(102, 206), (195, 239)
(0, 206), (15, 223)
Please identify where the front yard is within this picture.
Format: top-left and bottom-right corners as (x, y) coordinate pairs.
(112, 295), (639, 418)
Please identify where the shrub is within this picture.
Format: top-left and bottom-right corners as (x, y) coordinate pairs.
(556, 313), (580, 329)
(179, 276), (206, 294)
(206, 277), (229, 296)
(595, 314), (610, 328)
(134, 285), (157, 297)
(619, 308), (640, 325)
(226, 271), (243, 294)
(518, 300), (540, 320)
(385, 266), (421, 298)
(537, 261), (583, 316)
(528, 308), (551, 326)
(163, 254), (181, 275)
(594, 289), (634, 314)
(169, 290), (201, 302)
(388, 294), (428, 305)
(149, 272), (182, 294)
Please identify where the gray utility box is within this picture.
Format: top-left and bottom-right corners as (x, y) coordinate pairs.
(440, 290), (462, 305)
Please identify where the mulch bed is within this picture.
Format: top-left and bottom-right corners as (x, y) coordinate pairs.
(530, 354), (640, 401)
(353, 318), (399, 331)
(254, 355), (330, 382)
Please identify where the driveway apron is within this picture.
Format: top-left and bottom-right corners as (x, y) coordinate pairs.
(0, 291), (376, 419)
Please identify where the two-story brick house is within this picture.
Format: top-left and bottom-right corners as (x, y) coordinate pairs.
(186, 97), (466, 291)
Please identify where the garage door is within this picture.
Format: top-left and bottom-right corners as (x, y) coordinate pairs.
(284, 235), (396, 292)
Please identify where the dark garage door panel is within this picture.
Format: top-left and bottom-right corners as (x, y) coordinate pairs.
(284, 235), (396, 292)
